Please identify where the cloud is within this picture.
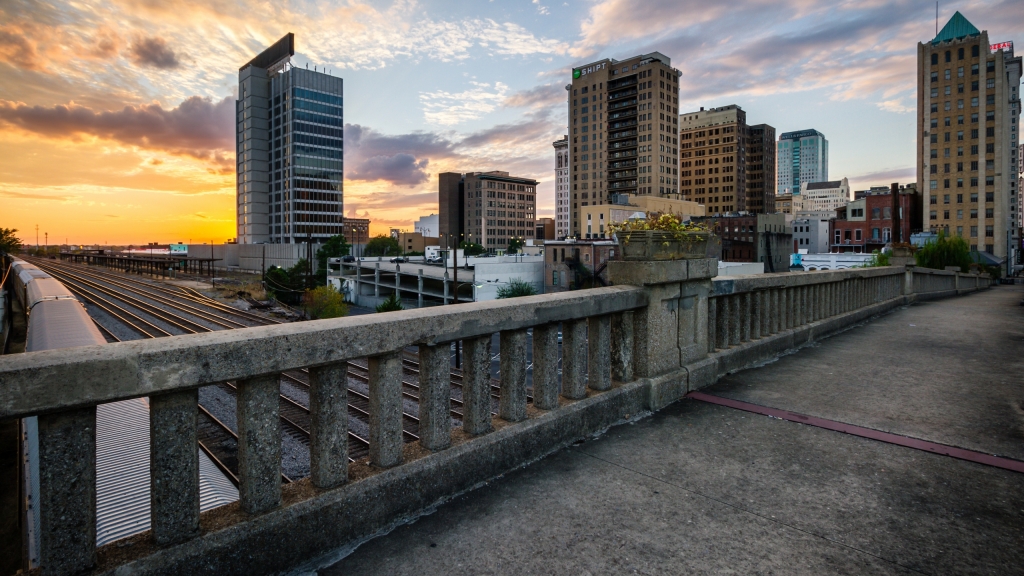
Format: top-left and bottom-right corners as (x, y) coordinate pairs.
(129, 36), (180, 69)
(420, 81), (509, 125)
(503, 83), (565, 109)
(0, 189), (76, 201)
(344, 124), (457, 186)
(0, 96), (234, 164)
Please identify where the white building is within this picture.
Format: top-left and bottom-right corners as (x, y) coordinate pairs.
(414, 214), (438, 237)
(553, 135), (570, 239)
(778, 129), (828, 196)
(796, 177), (851, 214)
(792, 217), (832, 254)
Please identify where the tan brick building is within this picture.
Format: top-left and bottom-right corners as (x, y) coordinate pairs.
(438, 171), (538, 252)
(917, 12), (1021, 260)
(568, 52), (682, 237)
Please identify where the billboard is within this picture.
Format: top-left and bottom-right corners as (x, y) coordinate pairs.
(990, 41), (1013, 52)
(169, 244), (188, 256)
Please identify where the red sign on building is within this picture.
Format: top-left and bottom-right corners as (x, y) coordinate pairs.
(990, 41), (1013, 52)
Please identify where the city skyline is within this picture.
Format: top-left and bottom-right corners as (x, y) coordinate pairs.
(1, 0), (1021, 244)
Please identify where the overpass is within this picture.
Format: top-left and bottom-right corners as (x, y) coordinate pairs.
(0, 260), (1011, 575)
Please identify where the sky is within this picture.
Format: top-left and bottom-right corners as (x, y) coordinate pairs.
(1, 0), (1021, 245)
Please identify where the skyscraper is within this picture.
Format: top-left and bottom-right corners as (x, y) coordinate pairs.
(777, 129), (828, 196)
(678, 105), (776, 215)
(567, 53), (682, 237)
(438, 171), (538, 251)
(917, 12), (1021, 259)
(237, 33), (344, 244)
(553, 135), (570, 239)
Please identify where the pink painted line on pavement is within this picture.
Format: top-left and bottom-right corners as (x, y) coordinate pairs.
(685, 391), (1024, 474)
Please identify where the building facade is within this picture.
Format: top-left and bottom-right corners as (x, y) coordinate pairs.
(678, 106), (777, 215)
(796, 178), (852, 214)
(544, 240), (617, 292)
(792, 217), (832, 254)
(568, 52), (682, 237)
(439, 171), (538, 252)
(535, 218), (556, 240)
(341, 217), (370, 246)
(237, 34), (344, 244)
(917, 12), (1021, 259)
(679, 105), (746, 215)
(553, 136), (570, 239)
(747, 124), (777, 213)
(413, 214), (438, 238)
(778, 129), (828, 196)
(832, 188), (922, 253)
(775, 193), (794, 214)
(701, 213), (791, 272)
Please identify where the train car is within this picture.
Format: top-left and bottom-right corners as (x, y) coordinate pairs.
(17, 261), (237, 569)
(11, 259), (49, 309)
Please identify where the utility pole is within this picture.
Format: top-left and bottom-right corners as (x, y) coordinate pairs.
(35, 224), (39, 251)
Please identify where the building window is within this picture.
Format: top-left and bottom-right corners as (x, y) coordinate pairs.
(985, 226), (994, 238)
(855, 229), (862, 241)
(970, 226), (978, 237)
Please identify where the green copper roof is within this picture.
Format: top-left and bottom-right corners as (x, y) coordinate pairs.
(932, 11), (981, 44)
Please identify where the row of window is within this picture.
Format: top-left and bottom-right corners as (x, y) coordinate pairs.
(929, 142), (996, 158)
(930, 192), (995, 204)
(931, 208), (993, 220)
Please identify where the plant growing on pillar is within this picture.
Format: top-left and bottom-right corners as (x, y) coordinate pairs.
(610, 213), (711, 260)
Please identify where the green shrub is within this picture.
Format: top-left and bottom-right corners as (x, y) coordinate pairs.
(496, 278), (538, 299)
(459, 241), (485, 256)
(301, 285), (348, 319)
(375, 292), (404, 312)
(915, 232), (972, 272)
(861, 250), (891, 267)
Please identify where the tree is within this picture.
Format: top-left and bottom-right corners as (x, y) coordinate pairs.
(364, 235), (400, 257)
(264, 258), (310, 304)
(0, 228), (23, 255)
(459, 241), (485, 256)
(496, 278), (538, 299)
(375, 292), (404, 312)
(507, 238), (525, 253)
(915, 232), (972, 272)
(315, 235), (351, 286)
(301, 285), (348, 319)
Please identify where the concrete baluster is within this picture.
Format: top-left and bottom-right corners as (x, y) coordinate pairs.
(588, 315), (612, 391)
(561, 319), (588, 400)
(716, 296), (730, 349)
(150, 390), (200, 544)
(750, 291), (762, 340)
(461, 336), (493, 435)
(237, 374), (282, 513)
(38, 408), (96, 574)
(531, 324), (561, 409)
(368, 353), (403, 468)
(417, 345), (452, 451)
(728, 295), (741, 346)
(417, 269), (424, 309)
(374, 263), (380, 298)
(309, 363), (350, 487)
(707, 298), (718, 352)
(499, 329), (529, 421)
(611, 311), (635, 383)
(740, 293), (751, 343)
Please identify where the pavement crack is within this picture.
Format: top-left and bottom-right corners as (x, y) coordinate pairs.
(575, 448), (934, 576)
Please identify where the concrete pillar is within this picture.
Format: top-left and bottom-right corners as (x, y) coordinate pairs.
(355, 263), (362, 305)
(417, 269), (424, 308)
(309, 363), (349, 488)
(461, 335), (493, 435)
(374, 264), (380, 298)
(368, 352), (403, 468)
(237, 374), (281, 514)
(728, 295), (741, 346)
(561, 318), (588, 399)
(811, 284), (820, 322)
(716, 296), (730, 349)
(707, 298), (718, 352)
(394, 264), (401, 302)
(740, 293), (751, 343)
(149, 389), (200, 544)
(499, 329), (529, 421)
(611, 311), (634, 382)
(417, 344), (451, 451)
(588, 315), (611, 391)
(38, 408), (96, 575)
(531, 324), (560, 410)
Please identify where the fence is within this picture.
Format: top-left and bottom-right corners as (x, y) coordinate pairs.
(0, 261), (991, 575)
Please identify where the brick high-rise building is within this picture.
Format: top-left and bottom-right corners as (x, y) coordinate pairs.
(678, 105), (776, 215)
(567, 52), (682, 237)
(747, 124), (777, 213)
(917, 11), (1021, 259)
(438, 171), (538, 252)
(553, 136), (570, 239)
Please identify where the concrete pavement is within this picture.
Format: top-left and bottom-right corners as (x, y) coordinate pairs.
(319, 286), (1024, 575)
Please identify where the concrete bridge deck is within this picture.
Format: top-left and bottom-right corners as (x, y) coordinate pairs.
(322, 285), (1024, 575)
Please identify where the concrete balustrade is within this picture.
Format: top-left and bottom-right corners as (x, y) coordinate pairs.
(0, 262), (993, 576)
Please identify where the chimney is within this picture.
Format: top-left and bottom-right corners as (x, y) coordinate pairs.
(700, 107), (704, 111)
